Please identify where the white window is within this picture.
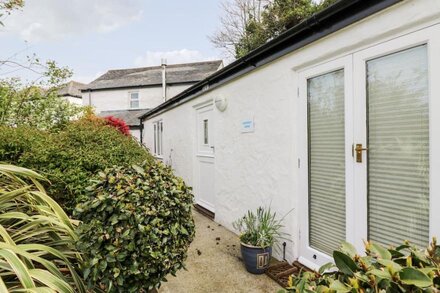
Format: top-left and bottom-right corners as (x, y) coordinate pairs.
(130, 92), (139, 109)
(153, 120), (163, 157)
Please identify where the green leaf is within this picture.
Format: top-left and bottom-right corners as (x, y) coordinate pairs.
(318, 262), (335, 274)
(399, 267), (433, 287)
(329, 280), (351, 292)
(378, 259), (403, 273)
(370, 243), (392, 260)
(369, 269), (392, 280)
(340, 241), (357, 257)
(333, 251), (357, 276)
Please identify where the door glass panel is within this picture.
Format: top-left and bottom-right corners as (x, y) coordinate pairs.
(367, 45), (429, 247)
(204, 119), (209, 145)
(308, 69), (346, 255)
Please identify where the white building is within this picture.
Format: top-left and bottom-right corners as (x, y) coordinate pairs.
(57, 81), (85, 106)
(140, 0), (440, 269)
(81, 61), (223, 139)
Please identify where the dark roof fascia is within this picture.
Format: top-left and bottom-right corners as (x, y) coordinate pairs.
(80, 81), (198, 93)
(140, 0), (401, 121)
(60, 94), (82, 98)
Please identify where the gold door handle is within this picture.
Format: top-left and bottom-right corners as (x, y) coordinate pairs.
(355, 144), (368, 163)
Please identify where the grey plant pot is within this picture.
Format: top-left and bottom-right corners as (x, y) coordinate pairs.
(240, 242), (272, 274)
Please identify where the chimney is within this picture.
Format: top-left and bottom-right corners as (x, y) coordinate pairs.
(161, 58), (167, 101)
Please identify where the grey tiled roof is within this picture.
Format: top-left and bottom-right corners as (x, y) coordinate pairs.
(58, 81), (86, 98)
(83, 60), (223, 91)
(98, 109), (149, 126)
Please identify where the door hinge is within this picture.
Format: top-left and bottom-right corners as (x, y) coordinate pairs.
(298, 158), (301, 168)
(297, 87), (300, 97)
(299, 229), (301, 240)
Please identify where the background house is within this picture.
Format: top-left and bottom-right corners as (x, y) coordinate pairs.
(81, 60), (223, 139)
(57, 81), (85, 105)
(140, 0), (440, 269)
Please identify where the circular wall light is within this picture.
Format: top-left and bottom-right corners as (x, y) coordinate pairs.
(214, 96), (228, 112)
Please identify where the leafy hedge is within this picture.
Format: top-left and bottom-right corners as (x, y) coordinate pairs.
(75, 163), (195, 292)
(284, 239), (440, 292)
(0, 117), (153, 211)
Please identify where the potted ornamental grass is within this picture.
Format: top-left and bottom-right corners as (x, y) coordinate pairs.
(233, 207), (287, 274)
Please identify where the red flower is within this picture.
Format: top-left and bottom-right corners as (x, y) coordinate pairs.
(104, 116), (130, 136)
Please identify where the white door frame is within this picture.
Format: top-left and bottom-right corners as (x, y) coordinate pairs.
(297, 24), (440, 269)
(193, 100), (216, 213)
(298, 56), (353, 269)
(352, 25), (440, 249)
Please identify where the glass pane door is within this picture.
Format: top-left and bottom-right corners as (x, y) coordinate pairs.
(366, 45), (429, 247)
(308, 69), (346, 255)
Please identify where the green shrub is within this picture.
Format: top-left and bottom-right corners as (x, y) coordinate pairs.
(284, 239), (440, 292)
(0, 126), (46, 162)
(75, 163), (195, 292)
(0, 164), (86, 292)
(0, 117), (154, 212)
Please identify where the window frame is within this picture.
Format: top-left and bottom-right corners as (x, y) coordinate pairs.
(129, 92), (140, 109)
(153, 120), (163, 158)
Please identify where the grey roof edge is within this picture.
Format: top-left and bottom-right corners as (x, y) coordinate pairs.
(81, 60), (223, 92)
(80, 80), (198, 93)
(104, 60), (223, 73)
(139, 0), (401, 121)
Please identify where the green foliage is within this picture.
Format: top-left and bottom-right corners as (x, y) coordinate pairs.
(0, 164), (86, 292)
(0, 78), (83, 131)
(75, 163), (195, 292)
(0, 117), (154, 212)
(233, 207), (286, 248)
(235, 0), (337, 58)
(284, 239), (440, 292)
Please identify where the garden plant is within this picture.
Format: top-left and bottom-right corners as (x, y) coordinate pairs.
(282, 239), (440, 292)
(233, 207), (287, 274)
(0, 164), (85, 292)
(0, 115), (153, 212)
(75, 162), (195, 292)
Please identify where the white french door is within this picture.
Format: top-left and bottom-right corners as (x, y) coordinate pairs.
(298, 25), (440, 269)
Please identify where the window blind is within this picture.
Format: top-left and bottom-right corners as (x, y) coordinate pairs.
(367, 45), (429, 248)
(308, 69), (346, 255)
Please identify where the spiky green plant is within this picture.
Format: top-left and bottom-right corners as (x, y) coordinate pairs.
(0, 164), (86, 292)
(233, 207), (288, 248)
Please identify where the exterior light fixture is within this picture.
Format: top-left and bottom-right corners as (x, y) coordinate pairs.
(215, 96), (228, 112)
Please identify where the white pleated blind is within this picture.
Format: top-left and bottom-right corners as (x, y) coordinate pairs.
(367, 45), (429, 248)
(308, 69), (346, 255)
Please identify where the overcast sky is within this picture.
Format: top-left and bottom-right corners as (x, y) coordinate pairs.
(0, 0), (224, 83)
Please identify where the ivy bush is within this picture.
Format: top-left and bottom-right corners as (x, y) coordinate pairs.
(75, 162), (195, 292)
(283, 239), (440, 292)
(0, 117), (153, 212)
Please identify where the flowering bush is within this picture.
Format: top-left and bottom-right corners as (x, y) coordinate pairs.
(0, 117), (153, 212)
(104, 116), (130, 136)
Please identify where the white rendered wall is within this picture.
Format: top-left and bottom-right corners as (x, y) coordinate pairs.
(82, 84), (192, 113)
(142, 0), (440, 263)
(62, 95), (83, 106)
(130, 128), (141, 142)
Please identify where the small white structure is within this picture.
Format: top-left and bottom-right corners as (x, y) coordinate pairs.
(81, 61), (223, 139)
(57, 81), (85, 105)
(141, 0), (440, 268)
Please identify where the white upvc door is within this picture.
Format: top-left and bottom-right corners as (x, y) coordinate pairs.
(352, 25), (440, 251)
(298, 24), (440, 270)
(298, 56), (353, 269)
(194, 102), (216, 213)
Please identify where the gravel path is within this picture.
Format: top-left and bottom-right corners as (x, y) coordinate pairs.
(159, 211), (282, 293)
